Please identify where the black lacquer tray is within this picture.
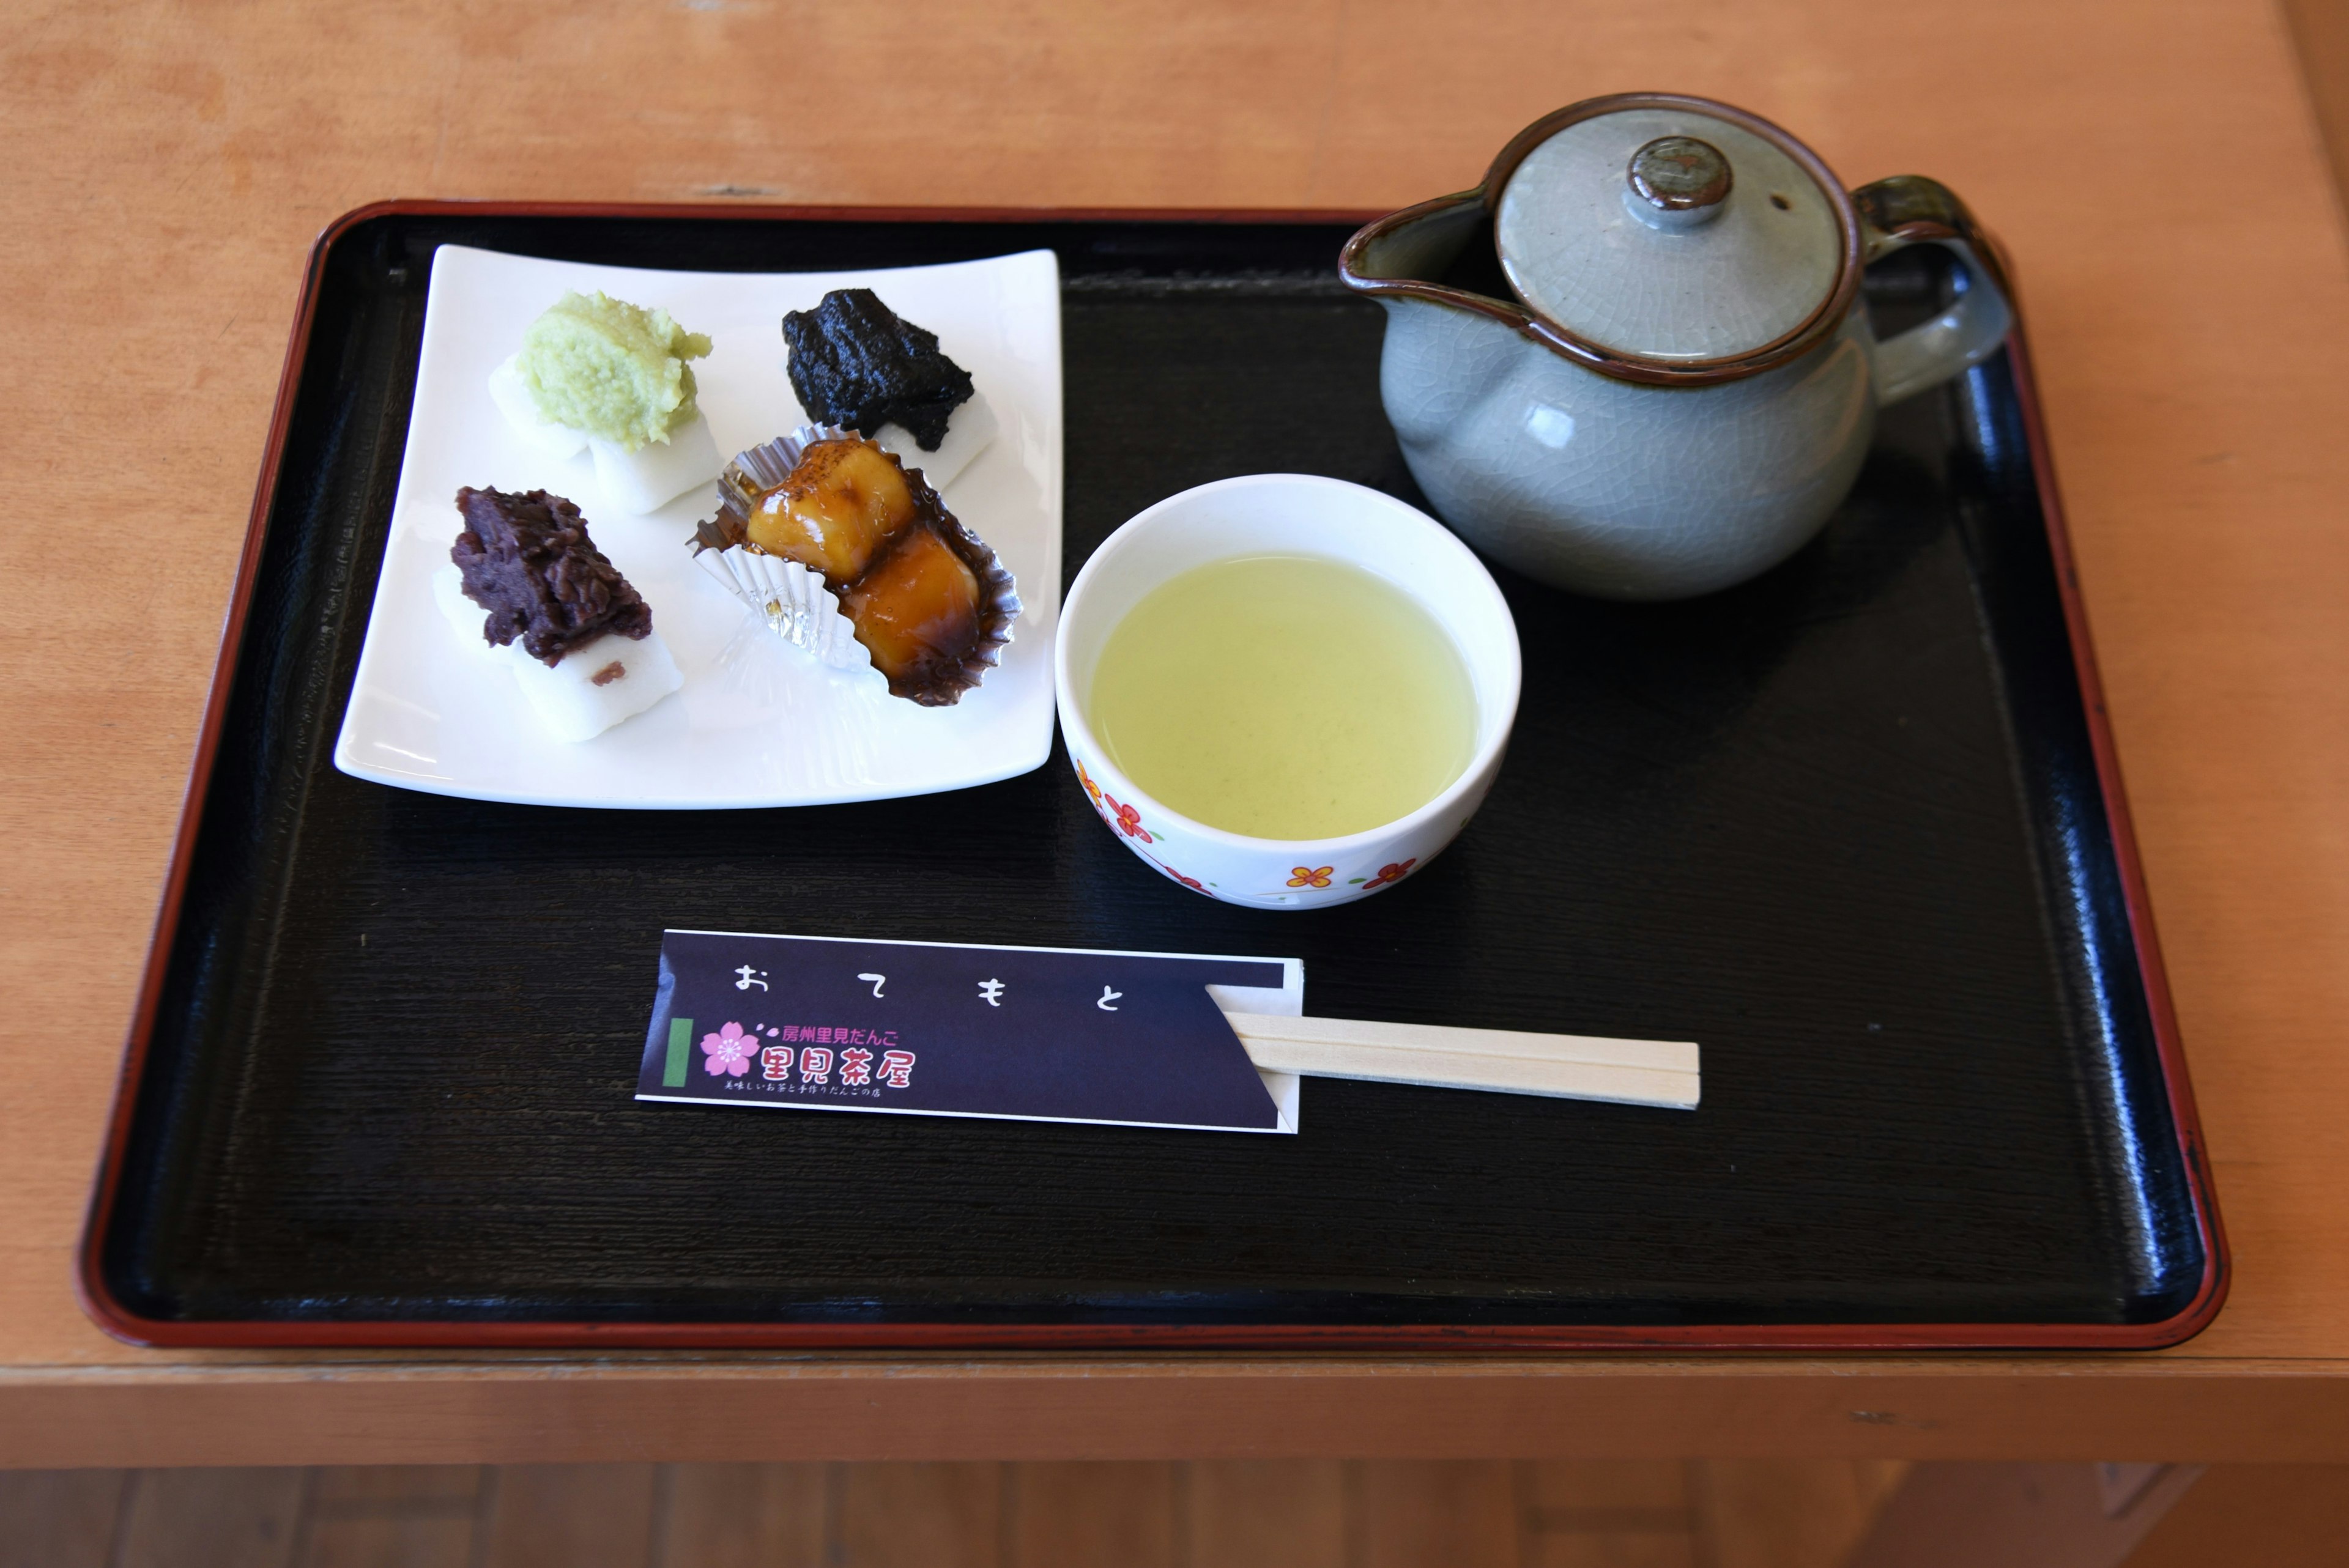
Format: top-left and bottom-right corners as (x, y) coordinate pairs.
(81, 204), (2224, 1350)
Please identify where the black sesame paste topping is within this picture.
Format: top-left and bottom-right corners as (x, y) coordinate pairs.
(782, 288), (976, 452)
(450, 487), (652, 667)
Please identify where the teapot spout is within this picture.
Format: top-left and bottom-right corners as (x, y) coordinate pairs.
(1339, 191), (1531, 326)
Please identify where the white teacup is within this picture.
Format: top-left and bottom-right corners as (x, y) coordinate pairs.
(1055, 474), (1522, 909)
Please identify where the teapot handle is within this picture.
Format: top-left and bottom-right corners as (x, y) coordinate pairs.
(1854, 175), (2016, 405)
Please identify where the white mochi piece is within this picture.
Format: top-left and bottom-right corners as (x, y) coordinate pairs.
(590, 412), (723, 516)
(488, 353), (590, 461)
(874, 388), (998, 492)
(433, 566), (683, 744)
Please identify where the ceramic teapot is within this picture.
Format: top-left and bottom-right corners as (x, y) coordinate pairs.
(1339, 93), (2014, 600)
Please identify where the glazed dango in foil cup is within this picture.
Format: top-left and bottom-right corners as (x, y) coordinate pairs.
(689, 424), (1020, 706)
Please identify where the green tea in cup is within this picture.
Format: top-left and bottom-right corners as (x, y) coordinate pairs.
(1085, 555), (1478, 840)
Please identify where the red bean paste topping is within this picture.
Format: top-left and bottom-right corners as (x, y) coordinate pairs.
(451, 487), (651, 667)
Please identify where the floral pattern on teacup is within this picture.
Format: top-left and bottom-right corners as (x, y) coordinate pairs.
(1103, 793), (1153, 843)
(1074, 755), (1429, 906)
(1146, 855), (1214, 897)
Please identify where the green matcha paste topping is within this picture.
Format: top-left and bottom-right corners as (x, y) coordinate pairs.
(518, 292), (713, 451)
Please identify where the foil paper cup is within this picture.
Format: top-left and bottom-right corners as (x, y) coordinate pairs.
(691, 536), (874, 673)
(691, 424), (1022, 706)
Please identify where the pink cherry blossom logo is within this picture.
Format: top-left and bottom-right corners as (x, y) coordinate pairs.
(701, 1021), (755, 1076)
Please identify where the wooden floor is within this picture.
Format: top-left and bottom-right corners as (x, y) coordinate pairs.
(0, 1460), (1906, 1568)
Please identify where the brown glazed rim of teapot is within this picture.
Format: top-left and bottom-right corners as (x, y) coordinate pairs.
(1338, 92), (1866, 388)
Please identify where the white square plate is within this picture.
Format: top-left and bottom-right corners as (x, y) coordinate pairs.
(332, 243), (1063, 808)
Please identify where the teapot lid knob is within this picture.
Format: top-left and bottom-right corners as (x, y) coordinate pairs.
(1628, 136), (1732, 214)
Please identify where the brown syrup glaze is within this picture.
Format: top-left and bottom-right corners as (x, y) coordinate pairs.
(841, 523), (982, 695)
(744, 437), (914, 580)
(722, 435), (1008, 703)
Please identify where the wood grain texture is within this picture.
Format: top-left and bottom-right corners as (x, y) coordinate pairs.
(1355, 1461), (1520, 1568)
(0, 1470), (126, 1568)
(4, 0), (2349, 1459)
(1520, 1460), (1701, 1568)
(1008, 1462), (1178, 1568)
(2118, 1463), (2349, 1568)
(7, 1361), (2349, 1468)
(297, 1466), (484, 1568)
(1521, 1459), (1693, 1514)
(308, 1468), (483, 1507)
(2282, 0), (2349, 199)
(654, 1463), (826, 1568)
(1693, 1461), (1907, 1568)
(298, 1516), (475, 1568)
(478, 1466), (658, 1568)
(1839, 1462), (2198, 1568)
(114, 1470), (306, 1568)
(1186, 1460), (1348, 1568)
(835, 1462), (1002, 1567)
(1525, 1532), (1696, 1568)
(0, 1458), (1879, 1568)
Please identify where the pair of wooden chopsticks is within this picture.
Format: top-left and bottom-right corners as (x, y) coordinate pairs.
(1225, 1011), (1700, 1111)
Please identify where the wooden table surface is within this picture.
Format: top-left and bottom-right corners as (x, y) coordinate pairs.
(6, 0), (2347, 1468)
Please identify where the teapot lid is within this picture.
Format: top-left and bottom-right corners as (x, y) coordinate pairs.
(1489, 95), (1858, 374)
